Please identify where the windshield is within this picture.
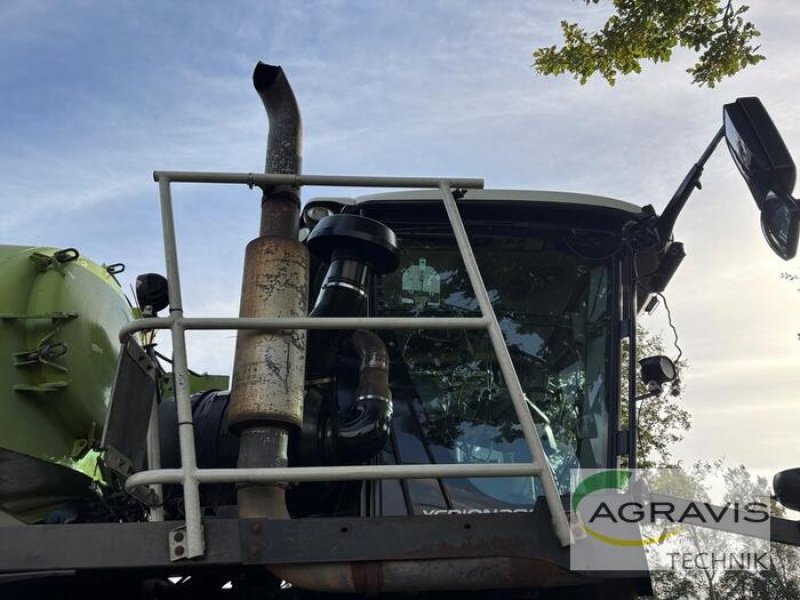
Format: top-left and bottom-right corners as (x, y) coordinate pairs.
(376, 221), (613, 511)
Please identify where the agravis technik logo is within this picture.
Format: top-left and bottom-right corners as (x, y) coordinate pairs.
(569, 468), (771, 572)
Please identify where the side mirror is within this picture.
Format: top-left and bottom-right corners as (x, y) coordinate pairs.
(774, 468), (800, 512)
(723, 97), (800, 260)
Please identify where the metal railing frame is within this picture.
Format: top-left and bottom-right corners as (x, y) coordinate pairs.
(121, 170), (574, 559)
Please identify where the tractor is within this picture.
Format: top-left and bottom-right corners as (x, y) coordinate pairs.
(1, 62), (798, 599)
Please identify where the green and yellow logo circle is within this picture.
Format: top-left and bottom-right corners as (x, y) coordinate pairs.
(572, 470), (682, 547)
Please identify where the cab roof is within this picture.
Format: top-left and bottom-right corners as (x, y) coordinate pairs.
(306, 189), (643, 218)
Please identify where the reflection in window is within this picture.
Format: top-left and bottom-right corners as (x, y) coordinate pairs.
(378, 223), (612, 506)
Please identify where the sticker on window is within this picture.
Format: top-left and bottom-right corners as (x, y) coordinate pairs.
(401, 258), (441, 307)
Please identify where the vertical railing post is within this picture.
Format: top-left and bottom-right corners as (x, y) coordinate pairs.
(146, 397), (165, 522)
(437, 182), (572, 546)
(156, 176), (204, 558)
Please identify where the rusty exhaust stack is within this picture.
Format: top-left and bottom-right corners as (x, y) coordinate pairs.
(229, 63), (308, 518)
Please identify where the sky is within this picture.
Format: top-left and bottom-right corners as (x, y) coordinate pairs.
(1, 1), (798, 489)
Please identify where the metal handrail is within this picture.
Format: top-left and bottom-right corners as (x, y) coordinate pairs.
(129, 170), (573, 559)
(127, 463), (545, 487)
(120, 316), (490, 340)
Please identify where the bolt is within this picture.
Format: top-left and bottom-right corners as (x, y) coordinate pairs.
(174, 545), (185, 557)
(253, 522), (262, 534)
(173, 531), (185, 543)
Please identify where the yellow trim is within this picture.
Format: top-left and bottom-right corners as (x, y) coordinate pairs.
(584, 524), (682, 547)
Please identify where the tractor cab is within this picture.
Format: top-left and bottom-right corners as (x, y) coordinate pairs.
(298, 190), (643, 518)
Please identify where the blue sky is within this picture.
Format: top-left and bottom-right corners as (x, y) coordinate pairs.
(2, 1), (799, 479)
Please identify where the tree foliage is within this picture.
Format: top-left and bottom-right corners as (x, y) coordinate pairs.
(651, 462), (800, 599)
(622, 326), (691, 467)
(534, 0), (765, 87)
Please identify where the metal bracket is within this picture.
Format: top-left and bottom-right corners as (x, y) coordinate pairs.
(102, 446), (134, 478)
(0, 312), (77, 322)
(101, 445), (161, 506)
(71, 421), (99, 460)
(13, 344), (68, 368)
(12, 326), (72, 392)
(71, 439), (90, 460)
(569, 511), (588, 543)
(132, 486), (161, 508)
(104, 263), (125, 276)
(169, 524), (204, 562)
(619, 318), (633, 339)
(13, 381), (68, 393)
(28, 248), (80, 274)
(616, 429), (630, 456)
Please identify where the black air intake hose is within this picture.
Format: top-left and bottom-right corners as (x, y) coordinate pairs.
(326, 330), (392, 464)
(305, 247), (372, 380)
(300, 214), (398, 465)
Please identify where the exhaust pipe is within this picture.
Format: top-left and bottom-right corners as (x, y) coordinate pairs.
(229, 63), (308, 524)
(253, 62), (302, 235)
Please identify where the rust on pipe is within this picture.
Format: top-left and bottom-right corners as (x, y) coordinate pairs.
(228, 236), (308, 428)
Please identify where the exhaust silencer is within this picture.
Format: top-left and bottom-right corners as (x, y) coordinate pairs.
(229, 63), (308, 430)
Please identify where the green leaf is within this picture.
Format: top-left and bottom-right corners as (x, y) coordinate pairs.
(533, 0), (764, 87)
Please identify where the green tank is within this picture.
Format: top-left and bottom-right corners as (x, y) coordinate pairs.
(0, 245), (132, 522)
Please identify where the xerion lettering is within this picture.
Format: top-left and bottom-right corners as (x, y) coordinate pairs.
(422, 508), (535, 515)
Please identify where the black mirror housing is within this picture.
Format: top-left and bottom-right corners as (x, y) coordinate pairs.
(774, 468), (800, 512)
(761, 191), (800, 260)
(723, 97), (796, 204)
(724, 97), (800, 260)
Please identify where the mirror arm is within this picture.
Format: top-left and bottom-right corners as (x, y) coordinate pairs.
(656, 126), (725, 243)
